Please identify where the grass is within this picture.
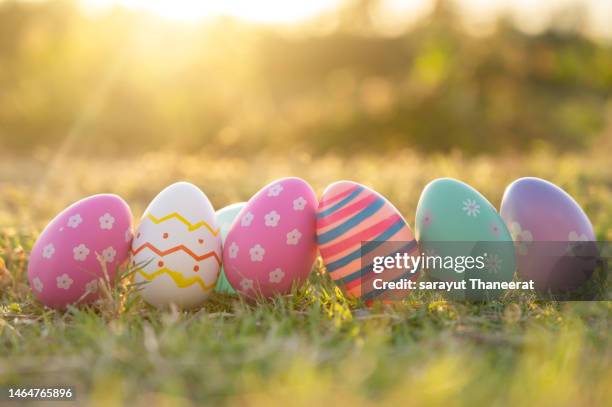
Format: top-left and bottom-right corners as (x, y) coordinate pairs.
(0, 149), (611, 406)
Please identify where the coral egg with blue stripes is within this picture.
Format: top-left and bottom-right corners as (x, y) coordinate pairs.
(317, 181), (419, 300)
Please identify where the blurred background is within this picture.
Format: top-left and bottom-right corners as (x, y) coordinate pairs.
(0, 0), (611, 232)
(1, 4), (610, 405)
(0, 0), (611, 155)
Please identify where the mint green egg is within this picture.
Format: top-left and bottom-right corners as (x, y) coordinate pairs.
(415, 178), (516, 300)
(215, 202), (247, 294)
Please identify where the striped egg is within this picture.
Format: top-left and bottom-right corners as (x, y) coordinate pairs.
(317, 181), (419, 300)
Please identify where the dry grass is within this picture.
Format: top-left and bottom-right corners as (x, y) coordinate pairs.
(0, 149), (610, 406)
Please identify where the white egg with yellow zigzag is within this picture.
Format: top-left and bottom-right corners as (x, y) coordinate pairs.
(132, 182), (221, 308)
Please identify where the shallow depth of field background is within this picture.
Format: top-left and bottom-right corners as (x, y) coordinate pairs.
(0, 0), (611, 405)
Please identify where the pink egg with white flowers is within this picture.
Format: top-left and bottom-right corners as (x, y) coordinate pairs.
(28, 194), (133, 309)
(223, 178), (318, 298)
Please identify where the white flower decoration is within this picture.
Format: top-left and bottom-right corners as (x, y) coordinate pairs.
(286, 229), (302, 245)
(99, 213), (115, 230)
(264, 210), (281, 227)
(567, 231), (591, 255)
(293, 196), (307, 211)
(67, 214), (83, 229)
(102, 246), (117, 263)
(240, 278), (254, 291)
(241, 212), (254, 227)
(56, 273), (73, 290)
(462, 199), (481, 217)
(73, 244), (90, 261)
(249, 244), (265, 262)
(568, 231), (588, 242)
(42, 243), (55, 259)
(228, 242), (239, 259)
(85, 279), (98, 294)
(509, 222), (533, 255)
(125, 228), (133, 243)
(267, 183), (283, 197)
(33, 277), (43, 293)
(269, 268), (285, 283)
(485, 254), (502, 274)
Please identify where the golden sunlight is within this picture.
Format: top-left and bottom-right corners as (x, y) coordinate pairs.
(83, 0), (339, 23)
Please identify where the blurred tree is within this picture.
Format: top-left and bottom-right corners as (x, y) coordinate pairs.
(0, 0), (609, 155)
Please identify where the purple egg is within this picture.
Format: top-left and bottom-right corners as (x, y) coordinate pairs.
(500, 177), (597, 292)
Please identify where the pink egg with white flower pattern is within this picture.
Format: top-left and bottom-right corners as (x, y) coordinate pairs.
(28, 194), (133, 309)
(223, 178), (318, 298)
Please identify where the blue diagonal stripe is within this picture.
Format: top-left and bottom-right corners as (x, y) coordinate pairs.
(336, 240), (418, 285)
(317, 198), (385, 245)
(317, 186), (364, 219)
(325, 217), (408, 273)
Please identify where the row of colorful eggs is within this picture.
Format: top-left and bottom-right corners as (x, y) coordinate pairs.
(27, 177), (596, 309)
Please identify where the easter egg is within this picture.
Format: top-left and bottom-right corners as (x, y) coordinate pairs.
(214, 202), (246, 294)
(223, 178), (317, 298)
(317, 181), (419, 301)
(415, 178), (516, 300)
(28, 194), (133, 309)
(132, 182), (221, 308)
(500, 177), (597, 292)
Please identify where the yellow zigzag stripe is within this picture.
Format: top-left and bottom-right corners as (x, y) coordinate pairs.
(136, 267), (217, 291)
(146, 212), (220, 236)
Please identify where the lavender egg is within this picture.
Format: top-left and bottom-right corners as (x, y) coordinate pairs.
(500, 177), (597, 292)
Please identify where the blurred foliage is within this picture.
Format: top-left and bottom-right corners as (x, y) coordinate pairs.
(0, 0), (611, 155)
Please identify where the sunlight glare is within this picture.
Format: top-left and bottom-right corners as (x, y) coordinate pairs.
(83, 0), (338, 23)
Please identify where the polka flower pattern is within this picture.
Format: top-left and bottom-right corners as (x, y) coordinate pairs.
(223, 178), (317, 299)
(99, 213), (115, 230)
(67, 214), (83, 228)
(33, 277), (43, 293)
(485, 254), (502, 274)
(509, 221), (533, 255)
(241, 212), (254, 227)
(286, 229), (302, 245)
(566, 231), (591, 255)
(42, 243), (55, 259)
(228, 242), (239, 259)
(27, 194), (133, 309)
(101, 246), (116, 263)
(414, 178), (516, 300)
(240, 278), (254, 291)
(568, 231), (588, 242)
(269, 268), (285, 283)
(56, 273), (73, 290)
(267, 183), (283, 197)
(421, 209), (433, 228)
(264, 210), (280, 227)
(73, 244), (90, 261)
(489, 221), (501, 237)
(293, 197), (307, 211)
(249, 244), (265, 262)
(462, 198), (481, 217)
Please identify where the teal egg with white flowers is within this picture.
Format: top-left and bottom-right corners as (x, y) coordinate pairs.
(415, 178), (516, 300)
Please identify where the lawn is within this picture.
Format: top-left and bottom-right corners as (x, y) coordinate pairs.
(0, 150), (610, 406)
